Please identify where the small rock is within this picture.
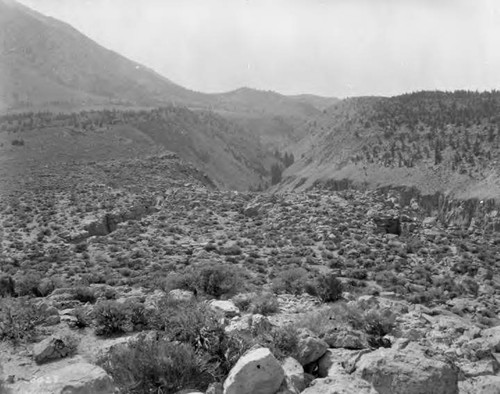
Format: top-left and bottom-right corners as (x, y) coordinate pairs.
(322, 328), (368, 350)
(167, 289), (194, 303)
(32, 335), (73, 364)
(43, 315), (61, 326)
(210, 300), (240, 318)
(243, 203), (261, 217)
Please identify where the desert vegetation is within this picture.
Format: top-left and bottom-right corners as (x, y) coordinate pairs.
(1, 148), (500, 393)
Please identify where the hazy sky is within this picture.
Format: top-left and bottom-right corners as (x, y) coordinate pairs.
(18, 0), (500, 97)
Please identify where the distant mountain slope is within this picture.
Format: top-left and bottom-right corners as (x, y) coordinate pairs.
(0, 107), (276, 192)
(0, 0), (333, 122)
(213, 87), (321, 118)
(287, 94), (340, 111)
(279, 91), (500, 199)
(0, 0), (207, 112)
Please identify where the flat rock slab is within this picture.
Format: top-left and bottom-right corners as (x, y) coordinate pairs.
(10, 362), (116, 394)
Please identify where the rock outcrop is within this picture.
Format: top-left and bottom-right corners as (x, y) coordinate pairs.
(354, 343), (459, 394)
(11, 362), (115, 394)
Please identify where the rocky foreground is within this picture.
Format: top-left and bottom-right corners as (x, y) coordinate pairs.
(1, 156), (500, 393)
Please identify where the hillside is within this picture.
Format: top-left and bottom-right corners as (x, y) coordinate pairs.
(279, 91), (500, 200)
(0, 107), (278, 193)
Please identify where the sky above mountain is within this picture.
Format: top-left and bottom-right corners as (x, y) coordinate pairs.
(17, 0), (500, 98)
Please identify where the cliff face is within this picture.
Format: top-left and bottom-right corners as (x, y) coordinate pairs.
(310, 182), (500, 232)
(83, 200), (158, 238)
(385, 186), (500, 232)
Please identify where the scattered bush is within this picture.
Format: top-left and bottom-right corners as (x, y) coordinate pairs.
(232, 293), (253, 312)
(158, 272), (197, 293)
(272, 268), (309, 295)
(196, 264), (241, 298)
(250, 292), (280, 315)
(149, 297), (221, 347)
(315, 274), (343, 302)
(362, 309), (396, 337)
(0, 298), (46, 344)
(100, 335), (214, 394)
(74, 286), (97, 303)
(93, 301), (132, 336)
(73, 306), (92, 329)
(268, 325), (299, 360)
(14, 272), (42, 297)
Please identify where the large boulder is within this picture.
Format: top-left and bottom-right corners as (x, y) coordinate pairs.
(223, 347), (285, 394)
(11, 362), (115, 394)
(32, 335), (74, 364)
(295, 328), (328, 366)
(354, 343), (459, 394)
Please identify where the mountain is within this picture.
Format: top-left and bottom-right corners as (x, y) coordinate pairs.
(0, 0), (208, 112)
(0, 0), (334, 121)
(278, 90), (500, 200)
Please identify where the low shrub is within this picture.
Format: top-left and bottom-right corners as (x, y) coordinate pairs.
(272, 268), (309, 295)
(100, 335), (214, 394)
(196, 264), (241, 298)
(14, 272), (42, 297)
(0, 298), (46, 344)
(315, 274), (343, 302)
(93, 301), (132, 336)
(74, 286), (97, 303)
(250, 292), (280, 315)
(268, 325), (299, 360)
(158, 271), (198, 293)
(232, 293), (253, 312)
(149, 297), (221, 347)
(73, 306), (92, 329)
(362, 309), (396, 337)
